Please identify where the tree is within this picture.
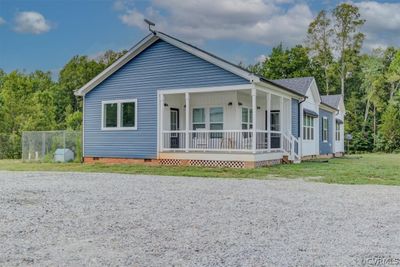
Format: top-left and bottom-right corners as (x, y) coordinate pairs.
(380, 98), (400, 152)
(387, 50), (400, 100)
(307, 10), (334, 95)
(56, 56), (106, 125)
(332, 3), (365, 98)
(262, 44), (314, 79)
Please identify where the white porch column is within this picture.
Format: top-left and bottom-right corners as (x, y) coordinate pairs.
(251, 88), (257, 153)
(185, 92), (190, 152)
(267, 93), (271, 152)
(160, 93), (164, 152)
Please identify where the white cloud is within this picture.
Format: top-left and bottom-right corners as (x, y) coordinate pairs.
(256, 54), (267, 63)
(116, 0), (313, 47)
(14, 11), (52, 34)
(120, 9), (146, 30)
(0, 17), (5, 25)
(356, 1), (400, 51)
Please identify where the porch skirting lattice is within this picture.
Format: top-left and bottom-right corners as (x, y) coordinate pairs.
(159, 158), (281, 168)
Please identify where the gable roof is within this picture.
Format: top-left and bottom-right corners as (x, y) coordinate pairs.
(272, 77), (314, 96)
(74, 31), (304, 97)
(321, 95), (342, 109)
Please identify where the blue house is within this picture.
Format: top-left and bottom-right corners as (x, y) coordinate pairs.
(75, 31), (345, 168)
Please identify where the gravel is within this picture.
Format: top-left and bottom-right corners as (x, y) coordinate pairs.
(0, 171), (399, 266)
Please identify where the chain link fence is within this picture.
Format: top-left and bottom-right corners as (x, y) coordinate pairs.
(22, 131), (82, 162)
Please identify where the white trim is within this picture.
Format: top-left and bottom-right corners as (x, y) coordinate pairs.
(322, 116), (328, 143)
(251, 88), (257, 153)
(75, 31), (306, 100)
(75, 35), (157, 96)
(161, 84), (252, 95)
(266, 93), (271, 152)
(254, 82), (303, 100)
(158, 93), (163, 154)
(185, 93), (190, 152)
(101, 99), (138, 131)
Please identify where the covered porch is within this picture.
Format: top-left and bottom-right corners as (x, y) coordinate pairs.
(158, 85), (299, 164)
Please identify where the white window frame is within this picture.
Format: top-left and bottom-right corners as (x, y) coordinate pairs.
(209, 106), (224, 138)
(192, 107), (206, 130)
(241, 107), (253, 130)
(322, 116), (328, 143)
(101, 99), (138, 131)
(303, 114), (314, 141)
(335, 121), (340, 141)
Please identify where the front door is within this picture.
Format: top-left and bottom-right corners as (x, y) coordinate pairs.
(170, 108), (179, 148)
(265, 110), (281, 149)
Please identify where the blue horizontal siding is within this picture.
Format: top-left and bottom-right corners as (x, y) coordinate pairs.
(319, 108), (333, 154)
(84, 39), (250, 158)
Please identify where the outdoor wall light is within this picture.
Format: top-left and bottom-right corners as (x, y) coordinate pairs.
(164, 103), (169, 107)
(228, 102), (233, 106)
(238, 102), (243, 106)
(257, 106), (261, 109)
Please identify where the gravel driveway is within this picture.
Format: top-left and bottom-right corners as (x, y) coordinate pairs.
(1, 171), (399, 266)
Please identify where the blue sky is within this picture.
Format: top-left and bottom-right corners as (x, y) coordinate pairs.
(0, 0), (399, 78)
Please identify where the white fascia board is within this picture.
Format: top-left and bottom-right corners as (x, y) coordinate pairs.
(74, 34), (158, 96)
(254, 81), (304, 100)
(157, 32), (255, 82)
(159, 84), (252, 95)
(320, 103), (337, 113)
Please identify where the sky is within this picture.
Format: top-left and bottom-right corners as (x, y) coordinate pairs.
(0, 0), (399, 78)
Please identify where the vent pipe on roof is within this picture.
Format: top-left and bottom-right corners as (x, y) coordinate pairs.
(144, 19), (156, 34)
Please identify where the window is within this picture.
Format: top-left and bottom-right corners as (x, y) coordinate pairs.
(104, 103), (118, 128)
(241, 107), (253, 130)
(322, 117), (328, 142)
(192, 108), (206, 130)
(241, 107), (253, 138)
(210, 107), (223, 138)
(102, 99), (137, 130)
(336, 122), (340, 141)
(270, 111), (280, 131)
(303, 115), (314, 140)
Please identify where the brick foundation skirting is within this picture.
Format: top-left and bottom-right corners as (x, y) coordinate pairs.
(84, 157), (281, 168)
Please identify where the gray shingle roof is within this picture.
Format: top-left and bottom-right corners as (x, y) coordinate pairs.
(272, 77), (314, 96)
(321, 95), (342, 108)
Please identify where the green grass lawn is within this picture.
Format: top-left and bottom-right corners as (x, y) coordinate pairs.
(0, 153), (399, 185)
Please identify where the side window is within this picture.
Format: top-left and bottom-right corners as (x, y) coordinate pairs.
(102, 99), (137, 130)
(336, 122), (340, 141)
(322, 117), (328, 142)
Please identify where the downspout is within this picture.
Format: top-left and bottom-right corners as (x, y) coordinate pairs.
(298, 97), (306, 137)
(298, 97), (306, 158)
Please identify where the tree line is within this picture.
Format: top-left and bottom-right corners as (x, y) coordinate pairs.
(0, 50), (126, 158)
(247, 3), (400, 153)
(0, 3), (399, 159)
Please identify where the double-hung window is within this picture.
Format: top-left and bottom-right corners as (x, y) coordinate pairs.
(102, 99), (137, 130)
(303, 115), (314, 140)
(209, 107), (223, 138)
(322, 117), (328, 142)
(336, 122), (340, 141)
(192, 108), (206, 130)
(241, 107), (253, 138)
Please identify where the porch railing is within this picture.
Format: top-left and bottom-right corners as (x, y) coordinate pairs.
(161, 130), (286, 152)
